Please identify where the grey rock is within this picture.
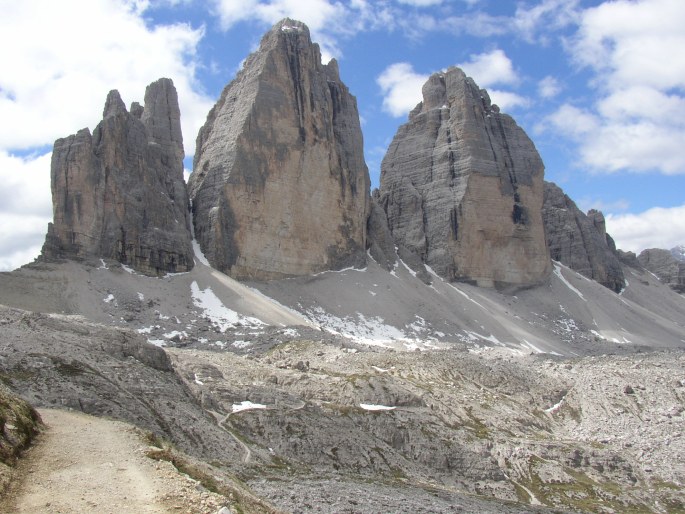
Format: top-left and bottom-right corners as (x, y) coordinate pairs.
(542, 181), (625, 292)
(670, 245), (685, 262)
(189, 19), (370, 280)
(638, 248), (685, 293)
(366, 191), (396, 271)
(617, 249), (642, 268)
(378, 67), (550, 290)
(41, 79), (193, 276)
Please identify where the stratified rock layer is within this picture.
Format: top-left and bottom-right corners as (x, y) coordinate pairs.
(189, 19), (370, 280)
(379, 68), (550, 289)
(638, 248), (685, 293)
(41, 79), (193, 275)
(542, 182), (625, 292)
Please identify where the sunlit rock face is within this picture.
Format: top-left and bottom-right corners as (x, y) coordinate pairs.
(379, 67), (550, 290)
(189, 19), (370, 280)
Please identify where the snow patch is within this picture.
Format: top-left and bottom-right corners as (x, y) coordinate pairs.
(553, 263), (585, 301)
(103, 294), (116, 304)
(194, 374), (204, 386)
(232, 401), (267, 413)
(360, 404), (396, 411)
(191, 281), (265, 332)
(137, 292), (145, 301)
(147, 339), (166, 347)
(98, 259), (108, 270)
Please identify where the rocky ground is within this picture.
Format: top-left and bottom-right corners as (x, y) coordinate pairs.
(0, 258), (683, 512)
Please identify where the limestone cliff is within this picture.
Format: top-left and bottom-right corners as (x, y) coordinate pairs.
(378, 68), (550, 289)
(41, 79), (193, 276)
(542, 182), (625, 292)
(638, 248), (685, 293)
(189, 19), (370, 280)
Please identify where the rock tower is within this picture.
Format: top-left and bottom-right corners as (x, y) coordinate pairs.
(41, 79), (193, 275)
(379, 68), (550, 289)
(189, 19), (370, 280)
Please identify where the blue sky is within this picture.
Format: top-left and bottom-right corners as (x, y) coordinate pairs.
(1, 0), (684, 271)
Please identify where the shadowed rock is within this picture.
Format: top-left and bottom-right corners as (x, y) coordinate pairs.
(542, 182), (625, 292)
(638, 248), (685, 293)
(41, 79), (193, 276)
(189, 19), (370, 280)
(379, 67), (550, 290)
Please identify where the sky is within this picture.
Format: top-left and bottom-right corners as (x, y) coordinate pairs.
(1, 0), (685, 271)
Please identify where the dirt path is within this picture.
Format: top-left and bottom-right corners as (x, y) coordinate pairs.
(1, 409), (231, 514)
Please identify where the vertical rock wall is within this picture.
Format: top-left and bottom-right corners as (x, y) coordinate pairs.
(41, 79), (193, 275)
(542, 182), (625, 292)
(379, 68), (550, 289)
(189, 19), (370, 280)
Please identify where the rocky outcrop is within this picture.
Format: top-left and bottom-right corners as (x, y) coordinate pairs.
(542, 182), (625, 292)
(638, 248), (685, 293)
(189, 19), (370, 280)
(41, 79), (193, 276)
(378, 68), (550, 290)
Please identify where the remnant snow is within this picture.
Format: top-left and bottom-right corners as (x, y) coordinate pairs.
(190, 281), (265, 332)
(147, 339), (166, 347)
(103, 294), (115, 304)
(232, 401), (267, 413)
(137, 292), (145, 301)
(192, 239), (210, 266)
(194, 374), (204, 386)
(360, 404), (396, 411)
(553, 263), (585, 301)
(98, 259), (108, 270)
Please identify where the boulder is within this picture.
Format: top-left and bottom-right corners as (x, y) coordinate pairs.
(378, 68), (550, 290)
(542, 182), (625, 292)
(189, 19), (370, 280)
(41, 79), (193, 276)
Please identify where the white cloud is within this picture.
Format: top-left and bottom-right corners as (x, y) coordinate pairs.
(538, 75), (562, 98)
(0, 151), (52, 271)
(514, 0), (580, 43)
(377, 63), (428, 117)
(0, 0), (213, 156)
(0, 0), (216, 270)
(607, 205), (685, 253)
(552, 0), (685, 175)
(487, 90), (530, 111)
(458, 49), (518, 88)
(575, 196), (630, 214)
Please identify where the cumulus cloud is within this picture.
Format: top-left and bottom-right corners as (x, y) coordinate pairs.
(396, 0), (443, 6)
(548, 0), (685, 175)
(458, 49), (518, 88)
(607, 204), (685, 253)
(538, 75), (562, 98)
(0, 0), (212, 156)
(377, 63), (428, 117)
(0, 151), (53, 271)
(0, 0), (214, 270)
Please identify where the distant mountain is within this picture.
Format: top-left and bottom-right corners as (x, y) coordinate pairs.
(671, 245), (685, 262)
(638, 248), (685, 293)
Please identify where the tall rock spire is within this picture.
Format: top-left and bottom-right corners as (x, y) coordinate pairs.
(41, 78), (194, 275)
(189, 19), (370, 280)
(379, 68), (550, 290)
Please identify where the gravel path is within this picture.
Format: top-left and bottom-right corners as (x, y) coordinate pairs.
(1, 409), (231, 514)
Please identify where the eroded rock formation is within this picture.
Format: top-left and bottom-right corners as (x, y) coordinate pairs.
(189, 19), (370, 280)
(542, 182), (625, 292)
(638, 248), (685, 293)
(378, 68), (550, 289)
(41, 79), (193, 275)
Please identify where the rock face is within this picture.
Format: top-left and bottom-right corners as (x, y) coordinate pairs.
(41, 79), (193, 275)
(542, 182), (625, 292)
(378, 68), (550, 289)
(638, 248), (685, 293)
(189, 19), (370, 280)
